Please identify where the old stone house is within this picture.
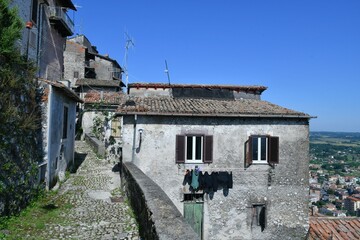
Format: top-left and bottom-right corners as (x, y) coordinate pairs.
(63, 34), (124, 143)
(64, 34), (124, 94)
(116, 82), (313, 239)
(11, 0), (82, 188)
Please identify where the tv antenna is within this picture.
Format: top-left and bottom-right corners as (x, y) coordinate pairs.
(164, 60), (171, 85)
(123, 32), (135, 91)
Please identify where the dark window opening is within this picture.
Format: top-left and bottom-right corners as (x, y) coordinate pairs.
(73, 71), (79, 78)
(31, 0), (38, 24)
(183, 193), (204, 202)
(62, 106), (68, 139)
(252, 204), (266, 232)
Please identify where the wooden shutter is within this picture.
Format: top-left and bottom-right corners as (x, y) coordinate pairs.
(268, 136), (279, 165)
(176, 135), (185, 163)
(203, 135), (213, 163)
(244, 137), (253, 168)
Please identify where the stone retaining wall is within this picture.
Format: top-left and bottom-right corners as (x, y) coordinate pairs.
(121, 162), (199, 240)
(84, 133), (105, 158)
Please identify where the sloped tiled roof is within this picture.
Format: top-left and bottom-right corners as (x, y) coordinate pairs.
(308, 218), (360, 240)
(116, 96), (312, 118)
(128, 83), (267, 93)
(76, 79), (122, 87)
(39, 79), (83, 103)
(84, 91), (125, 105)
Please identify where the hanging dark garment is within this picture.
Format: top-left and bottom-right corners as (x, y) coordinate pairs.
(191, 170), (201, 191)
(217, 172), (233, 197)
(183, 170), (192, 186)
(259, 206), (266, 232)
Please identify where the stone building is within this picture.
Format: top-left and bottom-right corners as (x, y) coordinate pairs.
(10, 0), (82, 188)
(64, 34), (124, 93)
(116, 82), (314, 239)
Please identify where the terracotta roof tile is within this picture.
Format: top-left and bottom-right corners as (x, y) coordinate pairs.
(76, 79), (122, 87)
(116, 96), (311, 118)
(309, 218), (360, 240)
(84, 90), (125, 105)
(128, 82), (267, 93)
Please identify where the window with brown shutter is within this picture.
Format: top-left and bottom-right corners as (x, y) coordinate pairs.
(203, 135), (213, 163)
(176, 134), (213, 164)
(244, 139), (252, 168)
(245, 135), (279, 168)
(268, 136), (279, 166)
(176, 135), (185, 163)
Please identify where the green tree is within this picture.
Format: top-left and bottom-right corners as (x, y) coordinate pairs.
(0, 0), (42, 217)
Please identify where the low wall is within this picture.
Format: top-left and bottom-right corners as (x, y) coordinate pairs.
(121, 162), (199, 240)
(84, 133), (105, 158)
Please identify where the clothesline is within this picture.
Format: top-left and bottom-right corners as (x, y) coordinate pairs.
(196, 167), (270, 173)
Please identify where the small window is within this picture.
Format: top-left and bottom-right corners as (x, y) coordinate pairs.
(251, 204), (266, 232)
(186, 136), (203, 162)
(252, 136), (268, 163)
(245, 135), (279, 168)
(73, 71), (79, 78)
(176, 135), (213, 164)
(62, 106), (68, 139)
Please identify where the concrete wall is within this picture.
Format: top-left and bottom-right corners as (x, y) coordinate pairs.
(121, 115), (310, 239)
(121, 162), (200, 240)
(46, 86), (77, 188)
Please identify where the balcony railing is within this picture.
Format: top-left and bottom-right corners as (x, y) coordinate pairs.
(48, 7), (74, 36)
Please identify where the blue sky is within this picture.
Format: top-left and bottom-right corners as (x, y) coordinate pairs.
(71, 0), (360, 132)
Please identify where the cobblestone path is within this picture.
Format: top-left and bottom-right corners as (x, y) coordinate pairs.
(39, 141), (139, 240)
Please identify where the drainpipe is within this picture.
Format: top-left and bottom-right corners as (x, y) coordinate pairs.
(46, 85), (53, 189)
(131, 114), (137, 162)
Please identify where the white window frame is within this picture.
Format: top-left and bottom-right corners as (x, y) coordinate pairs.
(252, 136), (268, 164)
(185, 135), (203, 163)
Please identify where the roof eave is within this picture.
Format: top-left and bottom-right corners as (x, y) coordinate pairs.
(115, 111), (315, 119)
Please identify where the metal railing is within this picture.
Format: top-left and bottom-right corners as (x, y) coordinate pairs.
(48, 6), (74, 34)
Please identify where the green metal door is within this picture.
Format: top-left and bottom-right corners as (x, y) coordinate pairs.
(184, 202), (203, 239)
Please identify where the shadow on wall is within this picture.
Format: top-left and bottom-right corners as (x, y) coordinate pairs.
(69, 152), (87, 173)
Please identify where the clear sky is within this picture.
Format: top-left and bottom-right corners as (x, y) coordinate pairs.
(71, 0), (360, 132)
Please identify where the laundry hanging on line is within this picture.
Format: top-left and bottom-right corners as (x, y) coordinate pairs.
(182, 168), (233, 199)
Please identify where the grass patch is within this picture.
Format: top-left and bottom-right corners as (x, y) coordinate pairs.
(0, 191), (73, 239)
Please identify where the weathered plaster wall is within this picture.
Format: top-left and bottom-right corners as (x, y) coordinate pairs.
(46, 87), (77, 187)
(10, 0), (38, 61)
(94, 56), (115, 80)
(38, 3), (66, 81)
(129, 88), (172, 97)
(64, 41), (86, 85)
(121, 115), (310, 239)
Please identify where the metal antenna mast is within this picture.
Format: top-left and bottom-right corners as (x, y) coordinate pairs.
(165, 60), (171, 85)
(123, 32), (134, 92)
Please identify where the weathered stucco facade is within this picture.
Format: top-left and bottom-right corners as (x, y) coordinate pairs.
(118, 83), (313, 239)
(10, 0), (80, 189)
(43, 81), (80, 188)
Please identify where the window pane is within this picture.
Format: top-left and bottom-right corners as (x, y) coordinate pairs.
(195, 136), (202, 160)
(186, 136), (193, 160)
(252, 137), (258, 160)
(261, 137), (267, 160)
